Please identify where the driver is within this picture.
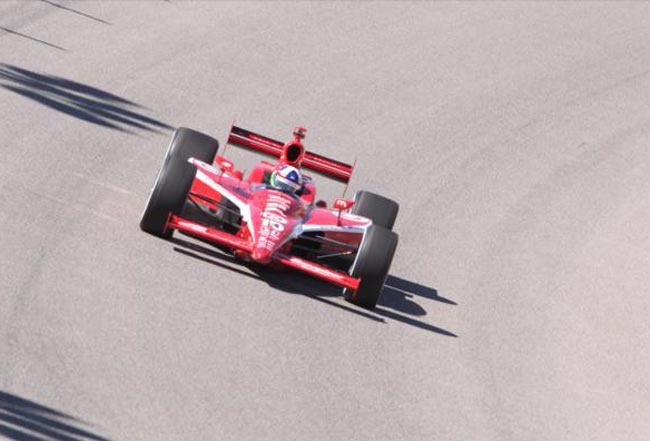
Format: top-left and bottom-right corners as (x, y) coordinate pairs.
(269, 164), (303, 194)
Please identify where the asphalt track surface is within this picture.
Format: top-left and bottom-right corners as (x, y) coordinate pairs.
(1, 2), (650, 440)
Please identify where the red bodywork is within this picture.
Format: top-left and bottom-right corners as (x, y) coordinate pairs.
(228, 126), (353, 182)
(167, 126), (369, 292)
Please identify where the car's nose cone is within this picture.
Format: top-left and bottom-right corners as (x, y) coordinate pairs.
(251, 248), (272, 264)
(247, 190), (300, 264)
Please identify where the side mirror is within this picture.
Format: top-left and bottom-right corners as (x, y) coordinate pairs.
(333, 198), (354, 211)
(215, 155), (234, 173)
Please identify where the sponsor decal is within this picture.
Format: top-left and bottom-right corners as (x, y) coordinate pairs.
(333, 199), (349, 210)
(257, 193), (293, 251)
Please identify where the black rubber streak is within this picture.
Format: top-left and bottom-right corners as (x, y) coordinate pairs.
(0, 27), (66, 51)
(40, 0), (111, 25)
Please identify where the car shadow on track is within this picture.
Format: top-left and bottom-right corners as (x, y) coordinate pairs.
(0, 64), (172, 134)
(0, 390), (109, 441)
(380, 275), (457, 313)
(171, 236), (458, 337)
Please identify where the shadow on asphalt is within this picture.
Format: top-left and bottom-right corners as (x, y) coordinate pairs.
(0, 390), (109, 441)
(0, 64), (172, 134)
(171, 236), (458, 337)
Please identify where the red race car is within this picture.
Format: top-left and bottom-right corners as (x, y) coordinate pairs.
(140, 125), (399, 309)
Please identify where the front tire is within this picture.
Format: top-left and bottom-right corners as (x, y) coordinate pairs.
(140, 127), (219, 238)
(344, 225), (398, 309)
(140, 157), (197, 238)
(166, 127), (219, 164)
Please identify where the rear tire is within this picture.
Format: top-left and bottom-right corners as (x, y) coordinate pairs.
(140, 157), (197, 238)
(351, 190), (399, 230)
(344, 225), (398, 309)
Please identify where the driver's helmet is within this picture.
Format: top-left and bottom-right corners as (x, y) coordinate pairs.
(270, 164), (302, 194)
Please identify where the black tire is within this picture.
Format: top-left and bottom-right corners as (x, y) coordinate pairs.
(344, 225), (398, 309)
(351, 190), (399, 230)
(166, 127), (219, 164)
(140, 157), (197, 238)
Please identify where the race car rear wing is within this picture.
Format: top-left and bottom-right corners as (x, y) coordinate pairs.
(227, 125), (353, 183)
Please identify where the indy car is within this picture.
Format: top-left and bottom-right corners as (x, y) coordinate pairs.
(139, 125), (399, 309)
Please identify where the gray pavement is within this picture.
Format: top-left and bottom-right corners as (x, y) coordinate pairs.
(1, 2), (649, 440)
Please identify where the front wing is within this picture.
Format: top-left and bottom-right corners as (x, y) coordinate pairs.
(167, 215), (361, 291)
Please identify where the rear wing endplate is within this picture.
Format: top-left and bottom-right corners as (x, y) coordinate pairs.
(227, 125), (353, 183)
